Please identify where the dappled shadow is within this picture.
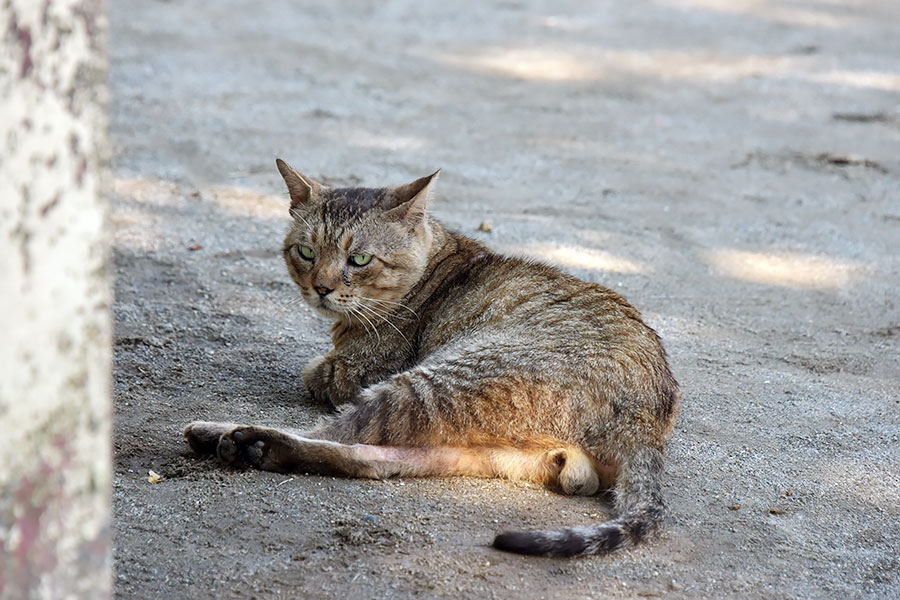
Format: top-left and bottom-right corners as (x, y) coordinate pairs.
(518, 242), (650, 274)
(108, 0), (900, 597)
(702, 247), (868, 290)
(651, 0), (888, 30)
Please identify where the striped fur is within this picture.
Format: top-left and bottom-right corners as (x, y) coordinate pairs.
(184, 160), (680, 557)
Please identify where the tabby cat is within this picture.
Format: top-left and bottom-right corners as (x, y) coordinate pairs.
(184, 159), (680, 557)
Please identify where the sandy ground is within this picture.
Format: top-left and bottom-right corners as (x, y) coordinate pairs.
(108, 1), (899, 598)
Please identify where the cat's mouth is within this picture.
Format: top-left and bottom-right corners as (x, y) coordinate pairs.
(301, 287), (351, 318)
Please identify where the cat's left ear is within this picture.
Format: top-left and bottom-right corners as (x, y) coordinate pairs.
(276, 158), (323, 208)
(385, 170), (440, 225)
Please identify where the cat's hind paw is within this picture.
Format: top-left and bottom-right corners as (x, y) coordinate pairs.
(183, 421), (236, 455)
(217, 426), (300, 473)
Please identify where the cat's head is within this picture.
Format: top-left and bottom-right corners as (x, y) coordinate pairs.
(277, 158), (439, 321)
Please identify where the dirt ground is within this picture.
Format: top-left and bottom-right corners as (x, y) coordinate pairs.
(107, 1), (899, 598)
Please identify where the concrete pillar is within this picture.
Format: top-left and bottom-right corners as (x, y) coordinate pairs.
(0, 1), (112, 599)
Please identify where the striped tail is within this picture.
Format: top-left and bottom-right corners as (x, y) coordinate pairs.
(492, 446), (666, 557)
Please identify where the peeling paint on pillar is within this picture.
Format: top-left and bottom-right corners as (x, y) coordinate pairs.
(1, 1), (112, 599)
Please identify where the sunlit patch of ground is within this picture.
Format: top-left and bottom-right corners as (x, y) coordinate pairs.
(520, 242), (649, 274)
(703, 248), (867, 290)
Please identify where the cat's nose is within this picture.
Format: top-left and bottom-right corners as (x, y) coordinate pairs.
(314, 286), (333, 297)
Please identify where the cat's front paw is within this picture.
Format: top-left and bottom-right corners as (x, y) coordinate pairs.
(303, 354), (359, 407)
(217, 426), (301, 473)
(302, 354), (334, 404)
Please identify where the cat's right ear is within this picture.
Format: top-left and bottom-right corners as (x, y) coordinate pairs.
(275, 158), (322, 208)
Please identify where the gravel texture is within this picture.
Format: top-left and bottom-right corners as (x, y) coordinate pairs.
(109, 1), (899, 598)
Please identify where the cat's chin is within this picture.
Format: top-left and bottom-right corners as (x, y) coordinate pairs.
(307, 296), (347, 320)
(311, 304), (343, 319)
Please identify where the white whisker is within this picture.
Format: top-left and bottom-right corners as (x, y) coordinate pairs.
(346, 307), (370, 337)
(359, 296), (419, 320)
(356, 302), (412, 350)
(354, 301), (389, 323)
(282, 295), (307, 308)
(348, 306), (380, 343)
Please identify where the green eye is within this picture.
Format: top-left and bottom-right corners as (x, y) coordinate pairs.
(298, 245), (316, 260)
(350, 253), (372, 266)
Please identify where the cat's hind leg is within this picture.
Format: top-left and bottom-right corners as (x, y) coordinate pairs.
(186, 421), (492, 478)
(212, 424), (612, 494)
(214, 424), (494, 478)
(217, 426), (377, 475)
